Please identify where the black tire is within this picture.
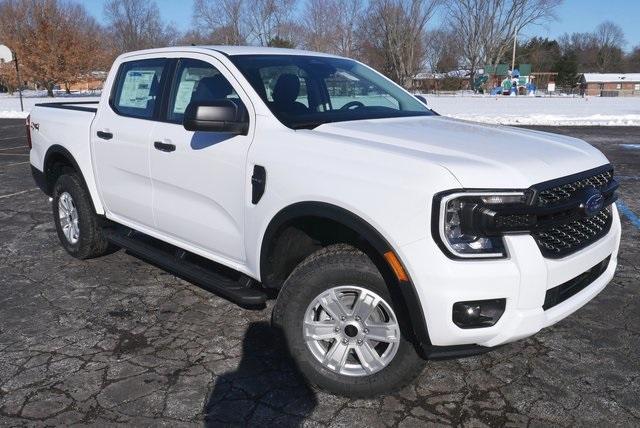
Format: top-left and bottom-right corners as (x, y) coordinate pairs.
(272, 244), (425, 397)
(52, 173), (112, 259)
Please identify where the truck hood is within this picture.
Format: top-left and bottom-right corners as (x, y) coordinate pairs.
(312, 116), (609, 188)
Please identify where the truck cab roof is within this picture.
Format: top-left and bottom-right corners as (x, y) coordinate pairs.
(118, 45), (343, 59)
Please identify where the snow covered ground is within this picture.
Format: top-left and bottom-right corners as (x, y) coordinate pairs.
(424, 94), (640, 126)
(2, 90), (640, 126)
(0, 91), (100, 118)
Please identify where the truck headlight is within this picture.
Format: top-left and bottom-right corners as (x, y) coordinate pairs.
(433, 192), (527, 259)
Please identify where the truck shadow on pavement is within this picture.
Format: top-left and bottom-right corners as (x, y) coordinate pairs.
(203, 321), (318, 426)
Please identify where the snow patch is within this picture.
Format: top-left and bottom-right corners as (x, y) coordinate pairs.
(0, 91), (100, 119)
(425, 95), (640, 126)
(0, 110), (29, 119)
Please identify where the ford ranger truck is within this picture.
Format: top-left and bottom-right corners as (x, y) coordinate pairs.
(27, 46), (621, 397)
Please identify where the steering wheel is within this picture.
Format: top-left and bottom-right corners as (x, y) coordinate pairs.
(340, 101), (365, 110)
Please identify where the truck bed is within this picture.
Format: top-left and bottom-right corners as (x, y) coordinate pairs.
(29, 101), (100, 210)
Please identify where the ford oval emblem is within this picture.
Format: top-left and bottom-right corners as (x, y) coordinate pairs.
(582, 190), (604, 217)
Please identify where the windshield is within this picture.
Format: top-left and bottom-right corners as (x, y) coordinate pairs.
(229, 55), (433, 129)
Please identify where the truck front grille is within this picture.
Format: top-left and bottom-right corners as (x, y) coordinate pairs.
(530, 166), (615, 258)
(536, 169), (614, 206)
(532, 207), (612, 258)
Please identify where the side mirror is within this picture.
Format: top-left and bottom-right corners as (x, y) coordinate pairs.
(414, 94), (428, 105)
(183, 99), (248, 135)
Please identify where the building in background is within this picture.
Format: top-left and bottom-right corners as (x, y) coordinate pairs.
(580, 73), (640, 97)
(411, 70), (470, 93)
(65, 71), (108, 92)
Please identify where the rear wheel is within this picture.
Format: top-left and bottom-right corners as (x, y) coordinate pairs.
(52, 173), (112, 259)
(273, 244), (425, 397)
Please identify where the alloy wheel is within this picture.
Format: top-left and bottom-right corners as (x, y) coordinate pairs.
(303, 285), (400, 377)
(58, 191), (80, 244)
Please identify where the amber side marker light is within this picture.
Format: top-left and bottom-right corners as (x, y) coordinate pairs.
(384, 251), (409, 282)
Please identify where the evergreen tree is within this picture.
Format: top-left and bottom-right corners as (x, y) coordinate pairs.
(555, 53), (579, 88)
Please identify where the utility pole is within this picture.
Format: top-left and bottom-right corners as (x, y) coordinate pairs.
(13, 51), (24, 112)
(511, 27), (518, 73)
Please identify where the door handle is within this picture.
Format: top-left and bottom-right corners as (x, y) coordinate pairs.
(154, 141), (176, 152)
(97, 131), (113, 140)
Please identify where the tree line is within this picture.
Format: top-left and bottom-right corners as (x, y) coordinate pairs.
(0, 0), (636, 96)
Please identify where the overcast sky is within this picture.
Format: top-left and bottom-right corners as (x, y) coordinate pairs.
(81, 0), (640, 49)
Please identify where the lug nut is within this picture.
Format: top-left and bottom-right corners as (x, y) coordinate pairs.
(355, 316), (361, 321)
(363, 328), (369, 334)
(340, 316), (346, 321)
(334, 327), (340, 332)
(357, 339), (363, 345)
(342, 338), (349, 344)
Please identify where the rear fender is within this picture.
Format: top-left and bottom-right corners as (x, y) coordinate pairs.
(42, 145), (105, 214)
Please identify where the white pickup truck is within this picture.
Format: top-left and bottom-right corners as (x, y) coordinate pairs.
(28, 46), (620, 397)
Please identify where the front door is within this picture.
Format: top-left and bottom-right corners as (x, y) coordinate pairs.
(149, 56), (254, 263)
(92, 57), (168, 229)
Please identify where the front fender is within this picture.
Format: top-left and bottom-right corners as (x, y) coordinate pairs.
(258, 200), (433, 352)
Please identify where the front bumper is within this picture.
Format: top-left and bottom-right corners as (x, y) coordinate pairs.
(399, 204), (621, 348)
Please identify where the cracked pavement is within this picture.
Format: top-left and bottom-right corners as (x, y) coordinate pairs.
(0, 119), (639, 426)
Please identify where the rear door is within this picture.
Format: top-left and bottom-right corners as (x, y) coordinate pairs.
(148, 55), (255, 263)
(92, 57), (169, 229)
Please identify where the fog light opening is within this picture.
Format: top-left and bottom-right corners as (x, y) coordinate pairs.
(452, 299), (506, 329)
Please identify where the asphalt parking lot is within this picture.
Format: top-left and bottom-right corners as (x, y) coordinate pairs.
(0, 118), (639, 426)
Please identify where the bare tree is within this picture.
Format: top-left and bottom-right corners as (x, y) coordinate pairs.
(302, 0), (339, 52)
(488, 0), (562, 69)
(192, 0), (247, 45)
(361, 0), (441, 86)
(424, 28), (460, 73)
(595, 21), (626, 49)
(560, 22), (627, 73)
(104, 0), (179, 53)
(594, 21), (626, 72)
(245, 0), (298, 46)
(445, 0), (487, 86)
(275, 21), (305, 48)
(300, 0), (363, 56)
(447, 0), (562, 85)
(333, 0), (364, 57)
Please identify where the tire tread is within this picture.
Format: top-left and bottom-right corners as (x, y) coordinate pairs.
(273, 244), (425, 397)
(52, 173), (111, 259)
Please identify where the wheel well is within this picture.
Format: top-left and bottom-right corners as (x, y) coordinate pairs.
(260, 202), (433, 352)
(261, 215), (382, 289)
(42, 147), (79, 195)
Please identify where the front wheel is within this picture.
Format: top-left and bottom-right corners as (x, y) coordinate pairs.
(273, 244), (425, 397)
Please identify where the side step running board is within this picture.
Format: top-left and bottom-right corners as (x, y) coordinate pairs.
(105, 229), (267, 308)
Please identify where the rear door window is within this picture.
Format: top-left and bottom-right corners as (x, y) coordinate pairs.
(111, 58), (167, 119)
